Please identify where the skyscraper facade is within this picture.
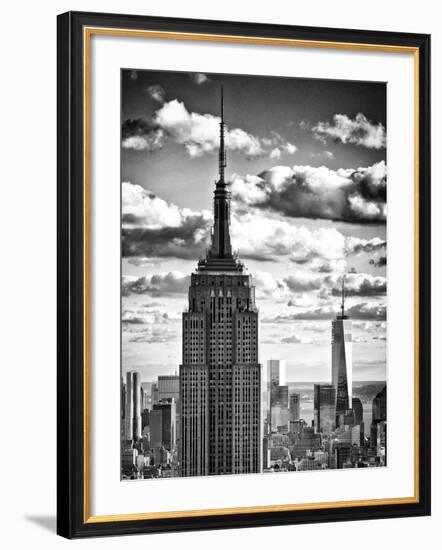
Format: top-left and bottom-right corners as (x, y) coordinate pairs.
(314, 384), (336, 435)
(267, 359), (286, 387)
(289, 392), (301, 422)
(150, 400), (176, 451)
(372, 385), (387, 422)
(271, 385), (289, 432)
(180, 88), (261, 477)
(158, 375), (180, 402)
(158, 375), (181, 459)
(151, 383), (158, 407)
(371, 385), (387, 462)
(352, 397), (364, 425)
(124, 370), (142, 441)
(267, 359), (286, 433)
(141, 382), (151, 410)
(331, 277), (352, 424)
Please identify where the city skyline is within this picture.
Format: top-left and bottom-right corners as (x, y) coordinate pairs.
(121, 69), (387, 479)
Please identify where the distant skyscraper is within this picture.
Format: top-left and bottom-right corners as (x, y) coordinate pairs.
(141, 382), (151, 410)
(151, 383), (158, 407)
(352, 397), (364, 425)
(125, 371), (142, 441)
(180, 87), (261, 477)
(271, 385), (289, 432)
(267, 359), (286, 432)
(158, 375), (179, 402)
(332, 276), (352, 424)
(121, 378), (126, 440)
(371, 385), (387, 458)
(141, 409), (149, 431)
(289, 392), (301, 422)
(121, 378), (126, 419)
(149, 399), (176, 451)
(314, 384), (336, 435)
(267, 359), (286, 387)
(372, 386), (387, 422)
(158, 375), (180, 458)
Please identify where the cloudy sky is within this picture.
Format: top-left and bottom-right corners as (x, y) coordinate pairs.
(121, 69), (387, 384)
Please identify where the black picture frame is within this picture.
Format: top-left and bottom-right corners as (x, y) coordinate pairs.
(57, 10), (431, 539)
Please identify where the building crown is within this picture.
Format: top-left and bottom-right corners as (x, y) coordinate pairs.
(197, 86), (243, 273)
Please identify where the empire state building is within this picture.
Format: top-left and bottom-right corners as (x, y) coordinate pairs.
(180, 88), (262, 477)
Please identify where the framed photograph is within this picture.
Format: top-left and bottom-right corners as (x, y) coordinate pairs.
(57, 11), (431, 538)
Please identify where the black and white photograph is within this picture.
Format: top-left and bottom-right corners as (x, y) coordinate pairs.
(0, 0), (434, 544)
(120, 69), (387, 479)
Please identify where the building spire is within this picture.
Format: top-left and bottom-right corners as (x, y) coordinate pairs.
(218, 85), (227, 184)
(341, 274), (346, 317)
(208, 85), (232, 259)
(337, 274), (348, 320)
(196, 86), (243, 272)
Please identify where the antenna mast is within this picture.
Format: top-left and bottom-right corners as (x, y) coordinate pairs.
(218, 85), (227, 183)
(340, 274), (346, 318)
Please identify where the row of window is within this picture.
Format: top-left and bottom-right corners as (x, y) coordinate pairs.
(192, 277), (249, 287)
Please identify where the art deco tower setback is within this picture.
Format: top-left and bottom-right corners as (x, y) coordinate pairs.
(331, 277), (353, 425)
(180, 88), (261, 477)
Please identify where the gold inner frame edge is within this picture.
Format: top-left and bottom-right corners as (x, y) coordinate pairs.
(82, 26), (420, 524)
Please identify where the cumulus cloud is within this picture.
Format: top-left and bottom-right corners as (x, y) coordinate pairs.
(122, 99), (297, 159)
(281, 334), (314, 345)
(346, 236), (386, 255)
(269, 142), (297, 161)
(311, 258), (348, 273)
(231, 161), (387, 223)
(122, 182), (211, 259)
(310, 150), (334, 160)
(255, 269), (385, 307)
(327, 273), (387, 297)
(154, 99), (264, 157)
(128, 327), (178, 344)
(121, 119), (164, 151)
(232, 212), (346, 263)
(127, 258), (156, 268)
(123, 181), (386, 264)
(303, 322), (329, 333)
(254, 270), (286, 300)
(370, 255), (387, 268)
(122, 307), (180, 327)
(299, 120), (310, 130)
(285, 272), (322, 292)
(122, 312), (146, 324)
(147, 84), (165, 103)
(122, 271), (189, 296)
(312, 113), (386, 149)
(254, 270), (322, 302)
(139, 300), (165, 309)
(190, 73), (210, 85)
(354, 321), (386, 331)
(270, 148), (281, 160)
(284, 143), (297, 155)
(286, 294), (316, 308)
(276, 301), (386, 321)
(232, 207), (385, 264)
